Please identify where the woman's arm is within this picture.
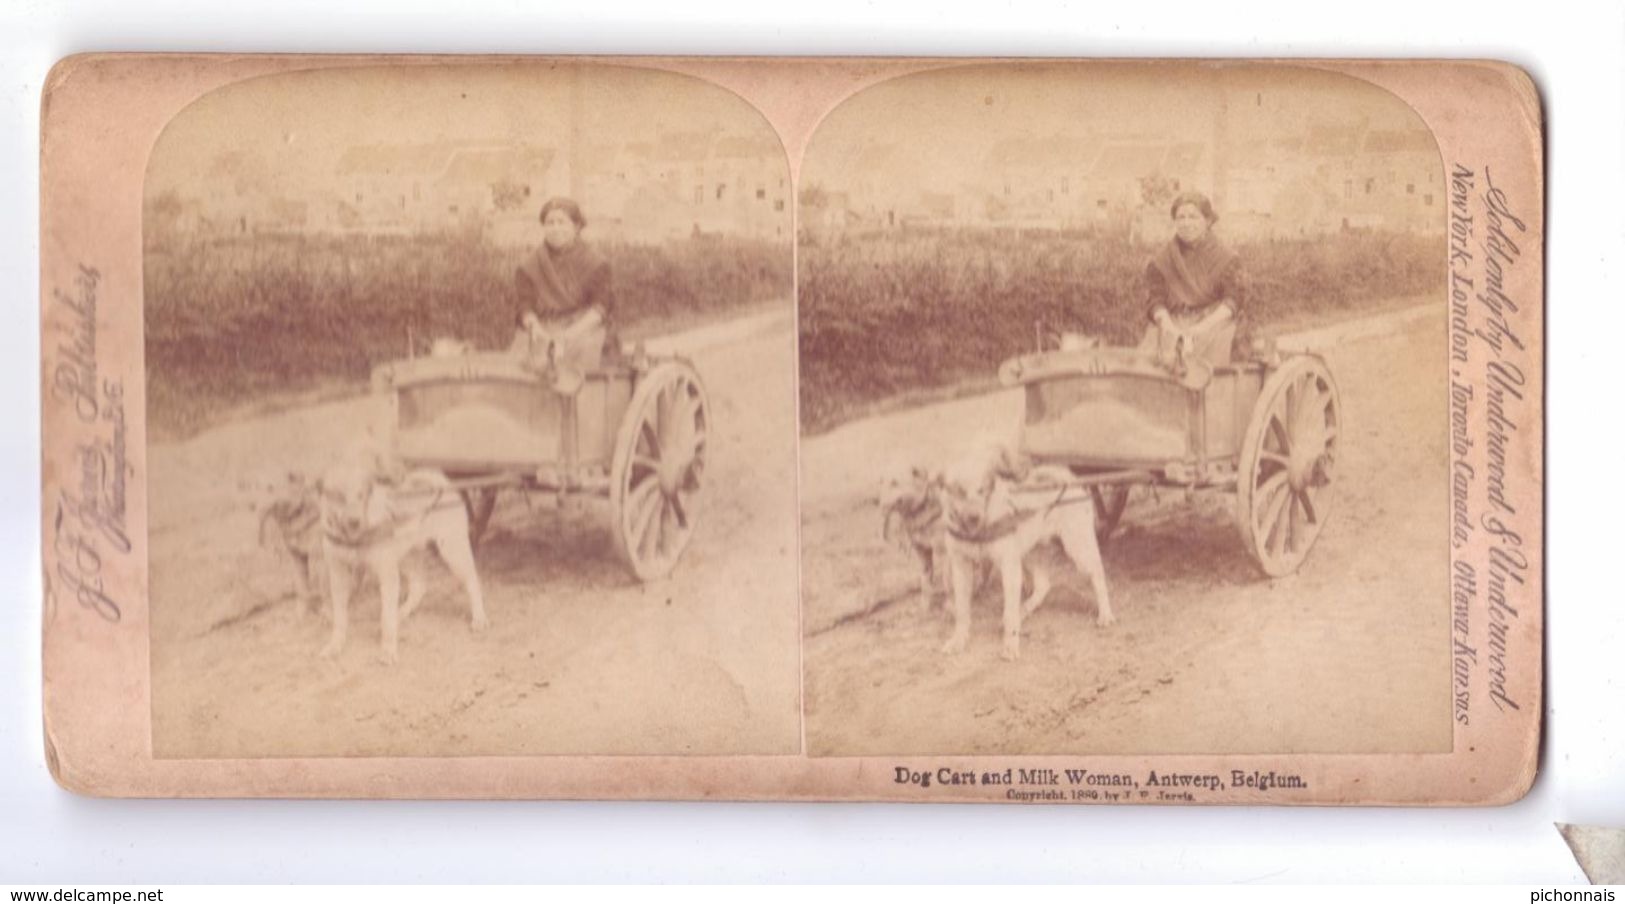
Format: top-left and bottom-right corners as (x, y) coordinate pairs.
(551, 261), (610, 344)
(1210, 256), (1247, 320)
(1191, 301), (1234, 334)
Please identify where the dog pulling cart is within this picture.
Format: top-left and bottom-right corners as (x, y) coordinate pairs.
(999, 338), (1341, 577)
(370, 345), (709, 581)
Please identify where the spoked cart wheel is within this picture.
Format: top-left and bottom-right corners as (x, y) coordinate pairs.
(1236, 355), (1341, 577)
(1090, 484), (1131, 542)
(609, 359), (710, 581)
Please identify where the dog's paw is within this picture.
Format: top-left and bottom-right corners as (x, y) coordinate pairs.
(1096, 610), (1118, 628)
(470, 613), (490, 633)
(377, 648), (399, 666)
(318, 639), (342, 659)
(940, 633), (968, 655)
(1001, 638), (1022, 661)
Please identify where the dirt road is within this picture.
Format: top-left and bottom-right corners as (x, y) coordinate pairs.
(150, 307), (802, 757)
(801, 307), (1453, 756)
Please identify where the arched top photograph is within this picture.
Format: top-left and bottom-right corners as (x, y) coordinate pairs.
(141, 61), (800, 760)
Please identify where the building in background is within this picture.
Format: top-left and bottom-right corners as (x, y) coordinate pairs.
(801, 78), (1443, 245)
(146, 127), (789, 247)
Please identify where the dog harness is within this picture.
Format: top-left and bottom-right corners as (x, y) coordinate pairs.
(882, 494), (943, 544)
(260, 497), (320, 549)
(323, 485), (462, 550)
(944, 481), (1094, 544)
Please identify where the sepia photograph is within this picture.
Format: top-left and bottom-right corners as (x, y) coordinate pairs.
(37, 50), (1542, 807)
(142, 63), (802, 757)
(798, 63), (1453, 756)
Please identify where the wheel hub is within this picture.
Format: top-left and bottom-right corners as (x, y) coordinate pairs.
(657, 447), (696, 495)
(658, 459), (681, 494)
(1286, 412), (1326, 491)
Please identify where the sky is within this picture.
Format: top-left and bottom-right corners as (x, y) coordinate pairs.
(145, 62), (776, 198)
(144, 61), (1436, 213)
(800, 62), (1435, 196)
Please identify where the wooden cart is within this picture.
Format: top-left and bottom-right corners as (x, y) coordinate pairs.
(999, 341), (1340, 577)
(371, 346), (709, 581)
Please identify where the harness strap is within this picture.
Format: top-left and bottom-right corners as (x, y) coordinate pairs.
(948, 479), (1107, 544)
(324, 486), (459, 550)
(261, 497), (320, 547)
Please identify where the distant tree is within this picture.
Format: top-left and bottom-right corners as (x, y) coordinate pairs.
(1138, 172), (1179, 209)
(490, 180), (527, 212)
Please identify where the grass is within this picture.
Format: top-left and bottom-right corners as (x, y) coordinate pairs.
(797, 227), (1442, 434)
(144, 231), (791, 438)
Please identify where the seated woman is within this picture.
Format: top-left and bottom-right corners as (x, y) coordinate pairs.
(511, 196), (618, 386)
(1139, 191), (1247, 368)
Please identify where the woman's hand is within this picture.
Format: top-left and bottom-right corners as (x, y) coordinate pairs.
(1198, 302), (1235, 332)
(560, 307), (604, 341)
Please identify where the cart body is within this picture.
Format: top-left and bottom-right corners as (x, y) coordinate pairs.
(999, 342), (1339, 576)
(371, 347), (710, 581)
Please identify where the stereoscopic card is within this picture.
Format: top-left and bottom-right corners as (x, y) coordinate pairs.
(40, 56), (1542, 803)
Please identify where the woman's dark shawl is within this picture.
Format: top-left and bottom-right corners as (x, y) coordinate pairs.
(1145, 234), (1243, 319)
(514, 242), (614, 326)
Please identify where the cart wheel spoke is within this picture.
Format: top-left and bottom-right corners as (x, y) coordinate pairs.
(625, 476), (660, 536)
(1296, 487), (1319, 525)
(676, 383), (705, 447)
(1265, 485), (1293, 556)
(669, 489), (689, 530)
(1295, 382), (1326, 430)
(681, 457), (704, 492)
(679, 387), (705, 439)
(1256, 473), (1290, 534)
(1287, 489), (1305, 553)
(632, 453), (661, 476)
(658, 496), (682, 556)
(643, 497), (666, 560)
(633, 486), (664, 558)
(655, 382), (676, 439)
(639, 418), (663, 460)
(1258, 449), (1291, 470)
(1267, 414), (1292, 456)
(659, 379), (694, 443)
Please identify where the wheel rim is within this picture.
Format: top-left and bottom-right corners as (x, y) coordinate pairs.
(613, 363), (708, 579)
(1239, 357), (1339, 576)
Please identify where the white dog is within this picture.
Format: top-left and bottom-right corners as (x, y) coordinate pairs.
(317, 462), (488, 664)
(939, 442), (1115, 660)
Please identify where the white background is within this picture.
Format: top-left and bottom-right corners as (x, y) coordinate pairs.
(2, 0), (1618, 884)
